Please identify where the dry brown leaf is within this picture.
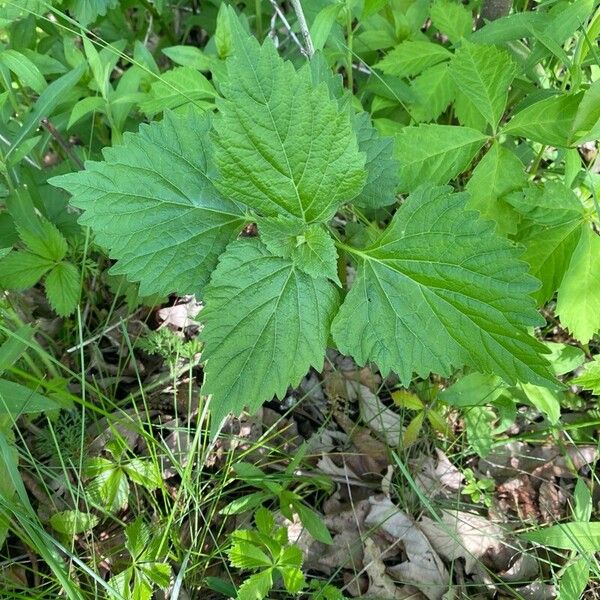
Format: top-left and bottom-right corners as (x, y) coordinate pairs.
(420, 510), (512, 575)
(496, 476), (539, 521)
(354, 382), (403, 447)
(157, 296), (202, 329)
(538, 480), (568, 523)
(366, 497), (449, 600)
(412, 449), (464, 500)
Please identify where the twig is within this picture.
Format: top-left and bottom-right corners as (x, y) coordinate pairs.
(268, 0), (305, 54)
(289, 0), (315, 57)
(40, 118), (84, 170)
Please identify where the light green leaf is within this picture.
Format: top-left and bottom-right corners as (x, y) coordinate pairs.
(124, 458), (162, 491)
(45, 263), (80, 317)
(440, 373), (505, 407)
(88, 467), (129, 512)
(410, 63), (455, 123)
(466, 142), (526, 234)
(544, 342), (585, 376)
(0, 248), (10, 260)
(573, 358), (600, 395)
(161, 46), (214, 71)
(0, 49), (47, 94)
(0, 380), (59, 415)
(560, 558), (590, 600)
(430, 0), (473, 43)
(200, 239), (340, 427)
(236, 570), (273, 600)
(229, 539), (272, 570)
(331, 185), (553, 386)
(502, 92), (583, 147)
(50, 510), (99, 536)
(67, 0), (119, 26)
(520, 382), (561, 424)
(375, 41), (452, 79)
(295, 503), (333, 544)
(0, 325), (34, 374)
(19, 218), (68, 263)
(257, 216), (339, 283)
(213, 11), (365, 223)
(310, 3), (343, 51)
(51, 110), (245, 297)
(522, 522), (600, 552)
(464, 406), (495, 457)
(556, 227), (600, 344)
(68, 96), (105, 129)
(449, 41), (516, 132)
(394, 125), (487, 192)
(139, 67), (215, 116)
(571, 79), (600, 144)
(0, 250), (54, 289)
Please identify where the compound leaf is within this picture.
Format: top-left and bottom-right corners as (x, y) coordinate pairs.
(45, 263), (80, 317)
(0, 251), (54, 289)
(201, 239), (340, 428)
(431, 0), (473, 43)
(375, 41), (452, 79)
(213, 9), (365, 223)
(51, 110), (245, 297)
(410, 63), (455, 123)
(331, 185), (553, 387)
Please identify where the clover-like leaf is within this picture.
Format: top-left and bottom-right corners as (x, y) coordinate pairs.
(331, 185), (554, 387)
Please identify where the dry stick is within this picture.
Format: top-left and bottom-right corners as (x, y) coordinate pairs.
(289, 0), (315, 57)
(40, 118), (84, 170)
(268, 0), (306, 53)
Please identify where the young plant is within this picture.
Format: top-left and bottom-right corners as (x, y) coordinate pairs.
(462, 468), (495, 508)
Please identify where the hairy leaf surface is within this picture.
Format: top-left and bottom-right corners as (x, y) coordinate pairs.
(331, 186), (553, 386)
(201, 239), (340, 426)
(51, 110), (245, 297)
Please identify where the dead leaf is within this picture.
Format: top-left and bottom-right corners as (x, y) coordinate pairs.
(420, 510), (513, 575)
(538, 480), (568, 523)
(366, 497), (449, 600)
(354, 382), (403, 447)
(157, 297), (202, 329)
(413, 449), (464, 500)
(496, 476), (539, 521)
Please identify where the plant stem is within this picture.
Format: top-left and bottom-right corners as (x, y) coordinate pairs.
(346, 7), (354, 91)
(289, 0), (315, 57)
(255, 0), (263, 40)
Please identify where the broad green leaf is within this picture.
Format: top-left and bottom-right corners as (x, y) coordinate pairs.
(213, 11), (365, 223)
(464, 406), (495, 457)
(544, 342), (585, 376)
(125, 518), (151, 558)
(5, 62), (86, 160)
(471, 11), (551, 44)
(0, 251), (54, 289)
(0, 248), (10, 260)
(0, 325), (33, 373)
(502, 92), (583, 147)
(507, 182), (585, 304)
(453, 90), (487, 132)
(51, 110), (245, 297)
(465, 143), (526, 234)
(310, 3), (343, 51)
(556, 227), (600, 344)
(410, 63), (455, 123)
(440, 373), (505, 407)
(571, 79), (600, 144)
(19, 219), (68, 263)
(0, 380), (59, 415)
(331, 186), (553, 386)
(228, 539), (272, 569)
(161, 46), (214, 71)
(574, 478), (592, 522)
(66, 0), (119, 26)
(50, 510), (99, 536)
(123, 459), (162, 490)
(522, 522), (600, 552)
(0, 49), (46, 94)
(257, 216), (339, 283)
(68, 96), (106, 130)
(430, 0), (473, 43)
(573, 358), (600, 394)
(352, 112), (399, 208)
(375, 41), (452, 78)
(449, 42), (516, 132)
(200, 239), (340, 427)
(394, 125), (487, 192)
(237, 570), (272, 600)
(139, 67), (215, 116)
(520, 382), (561, 424)
(88, 467), (129, 512)
(45, 263), (80, 316)
(560, 558), (589, 600)
(295, 503), (333, 544)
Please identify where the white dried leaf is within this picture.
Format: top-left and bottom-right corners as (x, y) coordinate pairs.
(356, 383), (402, 447)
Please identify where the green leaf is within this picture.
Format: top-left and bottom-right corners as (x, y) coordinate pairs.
(430, 0), (473, 43)
(502, 92), (583, 147)
(352, 112), (400, 208)
(449, 41), (516, 132)
(139, 67), (215, 117)
(0, 325), (34, 374)
(257, 216), (339, 283)
(522, 522), (600, 552)
(0, 248), (10, 260)
(161, 46), (214, 71)
(88, 467), (129, 512)
(394, 125), (487, 193)
(51, 110), (245, 297)
(571, 79), (600, 144)
(0, 49), (46, 94)
(67, 0), (119, 26)
(410, 63), (455, 123)
(50, 510), (99, 536)
(520, 382), (561, 424)
(124, 459), (162, 491)
(375, 41), (452, 79)
(464, 406), (495, 457)
(200, 239), (340, 427)
(19, 219), (68, 263)
(68, 96), (105, 130)
(229, 539), (272, 570)
(573, 358), (600, 394)
(0, 380), (60, 415)
(331, 185), (553, 386)
(295, 503), (333, 544)
(213, 11), (365, 223)
(45, 263), (80, 317)
(465, 143), (526, 234)
(544, 342), (585, 376)
(560, 558), (590, 600)
(236, 570), (272, 600)
(310, 3), (343, 51)
(440, 373), (505, 407)
(0, 250), (54, 289)
(556, 227), (600, 344)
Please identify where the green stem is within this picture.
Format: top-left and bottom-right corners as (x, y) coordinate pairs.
(255, 0), (263, 40)
(346, 7), (354, 91)
(528, 145), (547, 179)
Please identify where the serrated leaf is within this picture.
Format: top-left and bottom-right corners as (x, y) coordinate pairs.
(50, 510), (99, 536)
(200, 239), (340, 427)
(465, 142), (526, 234)
(410, 63), (455, 123)
(331, 185), (553, 387)
(236, 570), (273, 600)
(124, 459), (162, 490)
(257, 216), (339, 283)
(375, 41), (452, 79)
(502, 92), (583, 147)
(228, 539), (272, 570)
(51, 110), (245, 297)
(88, 467), (129, 512)
(45, 263), (80, 317)
(0, 250), (54, 289)
(394, 125), (487, 192)
(464, 406), (494, 457)
(352, 112), (400, 208)
(573, 358), (600, 395)
(19, 219), (68, 262)
(213, 11), (365, 223)
(67, 0), (119, 26)
(430, 0), (473, 43)
(557, 227), (600, 343)
(449, 41), (516, 132)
